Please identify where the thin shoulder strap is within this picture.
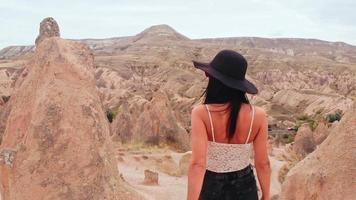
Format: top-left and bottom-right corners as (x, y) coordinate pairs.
(205, 104), (215, 142)
(245, 105), (255, 144)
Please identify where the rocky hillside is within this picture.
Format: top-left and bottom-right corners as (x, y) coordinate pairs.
(0, 22), (355, 149)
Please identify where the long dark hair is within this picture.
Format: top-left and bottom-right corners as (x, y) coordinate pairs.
(203, 76), (250, 140)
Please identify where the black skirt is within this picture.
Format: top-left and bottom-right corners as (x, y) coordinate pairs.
(199, 164), (258, 200)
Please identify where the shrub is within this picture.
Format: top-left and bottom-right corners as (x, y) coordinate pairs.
(1, 95), (10, 103)
(295, 113), (318, 131)
(308, 120), (318, 131)
(326, 110), (342, 123)
(293, 124), (301, 132)
(106, 109), (116, 123)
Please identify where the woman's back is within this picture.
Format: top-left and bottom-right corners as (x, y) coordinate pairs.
(190, 103), (268, 199)
(205, 103), (255, 173)
(202, 103), (259, 144)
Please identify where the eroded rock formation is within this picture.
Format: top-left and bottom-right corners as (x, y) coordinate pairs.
(111, 91), (190, 150)
(292, 123), (316, 156)
(35, 17), (60, 46)
(312, 121), (330, 145)
(280, 102), (356, 200)
(0, 20), (141, 199)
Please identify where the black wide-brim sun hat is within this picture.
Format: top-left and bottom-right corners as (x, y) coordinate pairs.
(193, 49), (258, 94)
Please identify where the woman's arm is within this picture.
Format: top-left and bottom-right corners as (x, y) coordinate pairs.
(187, 106), (208, 200)
(253, 109), (271, 200)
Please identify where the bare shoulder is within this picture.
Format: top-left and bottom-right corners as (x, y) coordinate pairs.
(252, 105), (267, 122)
(191, 104), (206, 117)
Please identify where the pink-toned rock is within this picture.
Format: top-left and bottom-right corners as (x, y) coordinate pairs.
(293, 123), (316, 156)
(35, 17), (60, 46)
(110, 101), (133, 142)
(0, 97), (4, 106)
(179, 152), (191, 175)
(0, 35), (141, 199)
(0, 103), (11, 145)
(143, 169), (159, 185)
(111, 91), (190, 150)
(280, 102), (356, 200)
(313, 121), (330, 145)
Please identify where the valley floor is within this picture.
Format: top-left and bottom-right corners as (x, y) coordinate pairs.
(118, 147), (286, 200)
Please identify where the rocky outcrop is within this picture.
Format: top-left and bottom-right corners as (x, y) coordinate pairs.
(312, 121), (330, 145)
(292, 123), (316, 156)
(0, 33), (141, 199)
(178, 152), (191, 175)
(293, 120), (333, 157)
(35, 17), (60, 46)
(0, 68), (24, 97)
(271, 89), (354, 115)
(111, 91), (190, 150)
(280, 102), (356, 200)
(142, 169), (159, 185)
(256, 69), (356, 97)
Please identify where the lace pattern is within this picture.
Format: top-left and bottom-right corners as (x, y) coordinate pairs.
(207, 141), (252, 173)
(204, 104), (255, 173)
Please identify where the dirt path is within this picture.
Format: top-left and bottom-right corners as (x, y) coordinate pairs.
(118, 150), (188, 200)
(118, 148), (285, 200)
(269, 151), (285, 197)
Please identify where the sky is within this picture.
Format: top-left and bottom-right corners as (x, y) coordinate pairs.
(0, 0), (355, 49)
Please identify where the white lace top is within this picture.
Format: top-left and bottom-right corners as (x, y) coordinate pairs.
(205, 104), (255, 173)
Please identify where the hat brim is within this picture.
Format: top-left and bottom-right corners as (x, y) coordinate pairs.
(193, 61), (258, 94)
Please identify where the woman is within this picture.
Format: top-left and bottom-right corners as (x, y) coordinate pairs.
(187, 50), (271, 200)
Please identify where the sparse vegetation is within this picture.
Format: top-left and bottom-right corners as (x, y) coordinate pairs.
(295, 109), (331, 132)
(295, 109), (343, 132)
(2, 95), (10, 103)
(309, 120), (318, 131)
(325, 110), (342, 123)
(281, 133), (296, 144)
(295, 114), (319, 131)
(278, 146), (304, 183)
(271, 132), (296, 145)
(106, 108), (117, 123)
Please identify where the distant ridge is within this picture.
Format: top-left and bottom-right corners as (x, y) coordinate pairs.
(1, 24), (356, 59)
(0, 45), (35, 59)
(197, 37), (356, 48)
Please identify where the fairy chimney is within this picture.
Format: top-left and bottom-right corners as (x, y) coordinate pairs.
(35, 17), (60, 46)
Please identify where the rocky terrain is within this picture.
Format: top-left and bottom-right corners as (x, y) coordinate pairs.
(0, 17), (355, 199)
(0, 18), (142, 200)
(1, 24), (355, 148)
(280, 102), (356, 200)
